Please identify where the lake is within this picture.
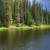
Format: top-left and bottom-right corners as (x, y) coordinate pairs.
(0, 29), (50, 50)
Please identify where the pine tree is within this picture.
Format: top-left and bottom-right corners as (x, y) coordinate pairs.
(3, 0), (13, 26)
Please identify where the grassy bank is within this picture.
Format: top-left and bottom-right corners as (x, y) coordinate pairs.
(0, 24), (50, 31)
(31, 24), (50, 29)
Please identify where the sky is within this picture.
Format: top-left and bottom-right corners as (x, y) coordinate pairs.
(30, 0), (50, 10)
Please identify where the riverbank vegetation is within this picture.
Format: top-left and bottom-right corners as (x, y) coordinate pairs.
(0, 0), (50, 29)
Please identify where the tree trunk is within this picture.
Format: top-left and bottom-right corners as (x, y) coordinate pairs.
(4, 0), (12, 26)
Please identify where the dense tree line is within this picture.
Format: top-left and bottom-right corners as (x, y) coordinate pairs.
(0, 0), (50, 27)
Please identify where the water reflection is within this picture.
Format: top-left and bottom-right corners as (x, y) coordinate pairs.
(0, 30), (8, 48)
(0, 29), (50, 50)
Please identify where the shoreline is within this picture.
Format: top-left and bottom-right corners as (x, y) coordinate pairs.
(0, 25), (50, 31)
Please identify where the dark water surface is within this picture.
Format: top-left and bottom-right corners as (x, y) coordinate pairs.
(0, 29), (50, 50)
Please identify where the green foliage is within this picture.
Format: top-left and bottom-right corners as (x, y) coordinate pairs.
(0, 0), (50, 27)
(24, 9), (34, 25)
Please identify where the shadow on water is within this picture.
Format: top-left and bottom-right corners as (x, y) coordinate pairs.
(0, 29), (50, 50)
(0, 30), (8, 47)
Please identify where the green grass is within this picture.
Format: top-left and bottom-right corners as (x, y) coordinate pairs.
(31, 24), (50, 29)
(0, 24), (50, 31)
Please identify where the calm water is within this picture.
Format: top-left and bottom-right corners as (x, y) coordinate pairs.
(0, 29), (50, 50)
